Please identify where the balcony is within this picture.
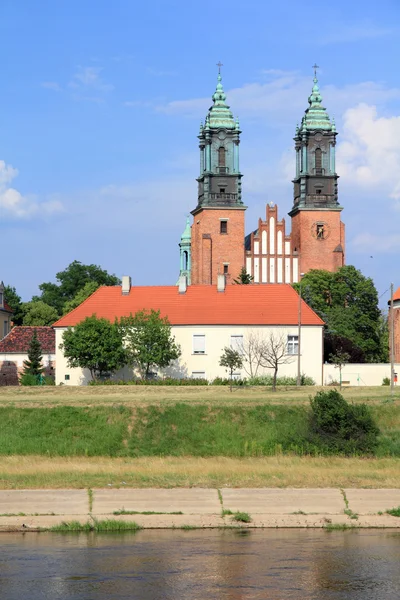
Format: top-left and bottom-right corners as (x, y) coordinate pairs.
(209, 193), (238, 204)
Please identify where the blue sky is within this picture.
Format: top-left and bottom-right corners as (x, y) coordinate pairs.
(1, 0), (399, 305)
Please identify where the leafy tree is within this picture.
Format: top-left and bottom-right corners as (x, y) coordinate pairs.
(293, 266), (384, 362)
(4, 285), (24, 325)
(22, 301), (59, 326)
(63, 281), (99, 315)
(22, 329), (44, 378)
(36, 260), (120, 315)
(329, 350), (350, 390)
(61, 316), (127, 381)
(120, 309), (181, 379)
(219, 347), (243, 391)
(259, 333), (295, 391)
(234, 267), (253, 284)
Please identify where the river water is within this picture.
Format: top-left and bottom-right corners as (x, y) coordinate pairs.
(1, 529), (399, 599)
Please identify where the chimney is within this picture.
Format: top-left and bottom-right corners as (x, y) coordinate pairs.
(121, 276), (131, 295)
(217, 274), (226, 292)
(178, 275), (187, 294)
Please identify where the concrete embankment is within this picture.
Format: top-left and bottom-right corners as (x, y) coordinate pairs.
(0, 488), (400, 531)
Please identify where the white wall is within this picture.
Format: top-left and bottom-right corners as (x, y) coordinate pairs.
(0, 353), (55, 368)
(323, 363), (400, 387)
(55, 325), (324, 385)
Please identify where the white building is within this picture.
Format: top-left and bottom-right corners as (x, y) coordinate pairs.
(53, 277), (324, 385)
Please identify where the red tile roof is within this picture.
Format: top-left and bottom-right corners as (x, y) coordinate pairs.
(54, 284), (324, 327)
(0, 327), (55, 354)
(393, 287), (400, 302)
(1, 302), (13, 313)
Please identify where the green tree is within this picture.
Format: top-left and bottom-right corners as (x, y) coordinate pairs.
(22, 329), (44, 377)
(329, 350), (350, 390)
(22, 301), (59, 326)
(36, 260), (120, 315)
(234, 267), (254, 284)
(61, 316), (127, 381)
(63, 281), (99, 315)
(120, 309), (181, 379)
(293, 266), (384, 362)
(3, 285), (24, 325)
(219, 347), (243, 391)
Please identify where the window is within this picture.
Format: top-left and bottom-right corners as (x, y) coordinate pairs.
(315, 148), (322, 175)
(220, 188), (226, 194)
(316, 189), (322, 195)
(316, 223), (325, 239)
(223, 265), (229, 275)
(218, 146), (226, 167)
(65, 374), (70, 381)
(191, 371), (206, 379)
(287, 335), (299, 355)
(230, 335), (243, 352)
(220, 220), (228, 234)
(3, 321), (8, 338)
(0, 292), (3, 306)
(193, 334), (206, 354)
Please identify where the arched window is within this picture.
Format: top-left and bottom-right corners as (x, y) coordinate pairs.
(218, 146), (226, 167)
(183, 251), (188, 271)
(315, 148), (322, 175)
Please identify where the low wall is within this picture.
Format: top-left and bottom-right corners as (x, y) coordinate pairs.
(323, 363), (400, 387)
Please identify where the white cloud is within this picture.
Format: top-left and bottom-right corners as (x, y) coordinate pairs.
(0, 159), (64, 219)
(69, 66), (113, 92)
(352, 232), (400, 253)
(41, 81), (62, 92)
(337, 103), (400, 204)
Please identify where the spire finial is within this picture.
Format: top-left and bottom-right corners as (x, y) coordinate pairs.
(216, 61), (223, 75)
(312, 63), (319, 80)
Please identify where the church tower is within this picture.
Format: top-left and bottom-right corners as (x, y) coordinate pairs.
(190, 68), (246, 285)
(289, 68), (345, 274)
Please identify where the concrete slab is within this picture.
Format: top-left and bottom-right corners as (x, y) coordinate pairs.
(344, 489), (400, 514)
(220, 488), (344, 514)
(92, 488), (220, 515)
(0, 490), (88, 515)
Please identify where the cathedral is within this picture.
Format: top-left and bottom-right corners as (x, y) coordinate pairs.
(178, 67), (345, 285)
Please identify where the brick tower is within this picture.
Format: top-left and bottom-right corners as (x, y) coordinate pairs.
(289, 67), (345, 274)
(190, 68), (246, 285)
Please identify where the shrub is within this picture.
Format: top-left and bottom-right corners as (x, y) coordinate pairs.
(88, 377), (209, 386)
(20, 373), (40, 386)
(211, 377), (247, 386)
(382, 377), (390, 386)
(247, 375), (315, 386)
(309, 389), (379, 455)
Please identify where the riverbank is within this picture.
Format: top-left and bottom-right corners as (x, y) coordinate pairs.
(0, 487), (399, 531)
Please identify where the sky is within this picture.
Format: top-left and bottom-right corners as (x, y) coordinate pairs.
(1, 0), (399, 306)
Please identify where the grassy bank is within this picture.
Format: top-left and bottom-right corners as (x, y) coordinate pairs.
(0, 403), (399, 458)
(0, 456), (399, 489)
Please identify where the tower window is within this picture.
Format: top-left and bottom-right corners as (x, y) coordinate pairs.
(316, 223), (325, 239)
(315, 148), (322, 175)
(316, 189), (322, 195)
(220, 220), (228, 234)
(218, 146), (226, 167)
(223, 264), (229, 274)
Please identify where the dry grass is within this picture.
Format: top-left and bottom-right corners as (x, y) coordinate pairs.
(0, 385), (398, 408)
(0, 455), (399, 489)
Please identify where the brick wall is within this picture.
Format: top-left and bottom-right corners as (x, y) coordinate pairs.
(191, 207), (246, 285)
(389, 304), (400, 363)
(291, 210), (345, 274)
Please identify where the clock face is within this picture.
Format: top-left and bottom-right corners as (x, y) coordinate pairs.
(314, 133), (323, 142)
(311, 221), (330, 240)
(218, 130), (226, 140)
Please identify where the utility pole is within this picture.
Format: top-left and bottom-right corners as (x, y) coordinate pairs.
(296, 274), (305, 387)
(390, 282), (395, 397)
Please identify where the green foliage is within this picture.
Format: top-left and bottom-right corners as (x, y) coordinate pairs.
(61, 316), (127, 380)
(0, 406), (130, 456)
(386, 506), (400, 517)
(329, 350), (350, 389)
(22, 330), (44, 377)
(49, 519), (141, 532)
(119, 309), (181, 379)
(63, 281), (99, 315)
(3, 285), (24, 325)
(36, 260), (120, 315)
(212, 377), (247, 386)
(309, 389), (380, 454)
(19, 373), (40, 386)
(22, 301), (59, 326)
(232, 511), (252, 523)
(248, 375), (315, 386)
(293, 266), (384, 362)
(219, 347), (243, 391)
(88, 377), (209, 386)
(233, 267), (253, 284)
(382, 377), (391, 386)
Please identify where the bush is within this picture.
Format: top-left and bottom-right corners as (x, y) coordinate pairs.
(211, 377), (247, 386)
(88, 377), (209, 386)
(382, 377), (390, 386)
(20, 373), (40, 386)
(247, 374), (315, 386)
(309, 389), (380, 455)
